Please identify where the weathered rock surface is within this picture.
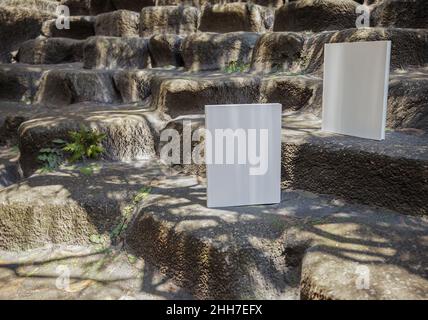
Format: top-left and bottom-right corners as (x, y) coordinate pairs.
(0, 146), (21, 188)
(387, 69), (428, 130)
(260, 74), (322, 113)
(41, 16), (95, 40)
(0, 101), (44, 145)
(83, 36), (149, 69)
(0, 6), (54, 62)
(113, 70), (153, 103)
(0, 0), (58, 14)
(125, 171), (428, 299)
(111, 0), (156, 11)
(95, 10), (140, 37)
(161, 111), (428, 216)
(34, 66), (119, 106)
(139, 6), (199, 37)
(18, 107), (158, 176)
(182, 32), (260, 71)
(0, 161), (167, 250)
(0, 63), (57, 103)
(148, 34), (184, 68)
(372, 0), (428, 29)
(199, 3), (273, 33)
(151, 74), (261, 117)
(0, 245), (192, 300)
(17, 38), (84, 65)
(302, 28), (428, 73)
(273, 0), (358, 32)
(251, 32), (305, 73)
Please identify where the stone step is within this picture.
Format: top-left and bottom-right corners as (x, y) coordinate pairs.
(83, 36), (149, 69)
(199, 3), (274, 33)
(2, 63), (425, 128)
(0, 245), (192, 299)
(372, 0), (428, 29)
(301, 28), (428, 74)
(0, 0), (59, 14)
(0, 63), (180, 105)
(17, 106), (159, 176)
(0, 146), (21, 188)
(61, 0), (283, 16)
(0, 159), (426, 299)
(95, 9), (140, 37)
(274, 0), (428, 32)
(0, 101), (44, 145)
(149, 69), (428, 129)
(161, 111), (428, 216)
(17, 38), (84, 65)
(0, 161), (173, 250)
(140, 6), (200, 37)
(274, 0), (358, 32)
(124, 170), (428, 299)
(41, 16), (95, 39)
(1, 62), (426, 128)
(0, 6), (54, 63)
(182, 31), (261, 71)
(16, 28), (428, 74)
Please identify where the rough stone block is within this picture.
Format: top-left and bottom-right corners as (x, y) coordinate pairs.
(83, 36), (149, 69)
(199, 3), (273, 33)
(182, 32), (260, 71)
(148, 34), (184, 68)
(273, 0), (358, 32)
(17, 38), (84, 64)
(139, 6), (199, 37)
(95, 10), (140, 37)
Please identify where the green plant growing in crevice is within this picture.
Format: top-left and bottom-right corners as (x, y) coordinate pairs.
(224, 61), (250, 73)
(37, 139), (67, 172)
(63, 126), (106, 163)
(109, 186), (152, 243)
(37, 127), (106, 173)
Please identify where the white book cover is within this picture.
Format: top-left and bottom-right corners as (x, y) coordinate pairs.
(322, 40), (391, 140)
(205, 103), (282, 208)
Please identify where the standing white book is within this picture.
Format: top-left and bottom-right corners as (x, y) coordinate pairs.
(322, 40), (391, 140)
(205, 103), (282, 208)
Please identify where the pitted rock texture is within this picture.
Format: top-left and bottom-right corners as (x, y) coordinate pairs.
(83, 36), (149, 69)
(18, 107), (158, 176)
(41, 16), (95, 40)
(0, 0), (58, 14)
(0, 63), (79, 103)
(125, 172), (428, 299)
(113, 69), (154, 103)
(181, 32), (260, 71)
(251, 32), (305, 73)
(159, 112), (428, 216)
(148, 34), (184, 68)
(372, 0), (428, 29)
(199, 3), (273, 33)
(35, 66), (120, 106)
(139, 6), (200, 37)
(95, 10), (140, 37)
(0, 6), (54, 62)
(151, 74), (262, 117)
(0, 146), (20, 188)
(302, 28), (428, 73)
(0, 245), (192, 300)
(17, 38), (84, 65)
(273, 0), (358, 32)
(0, 161), (169, 250)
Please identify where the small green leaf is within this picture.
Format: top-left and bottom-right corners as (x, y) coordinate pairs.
(89, 234), (103, 244)
(52, 139), (67, 145)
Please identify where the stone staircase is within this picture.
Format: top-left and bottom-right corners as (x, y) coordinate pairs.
(0, 0), (427, 299)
